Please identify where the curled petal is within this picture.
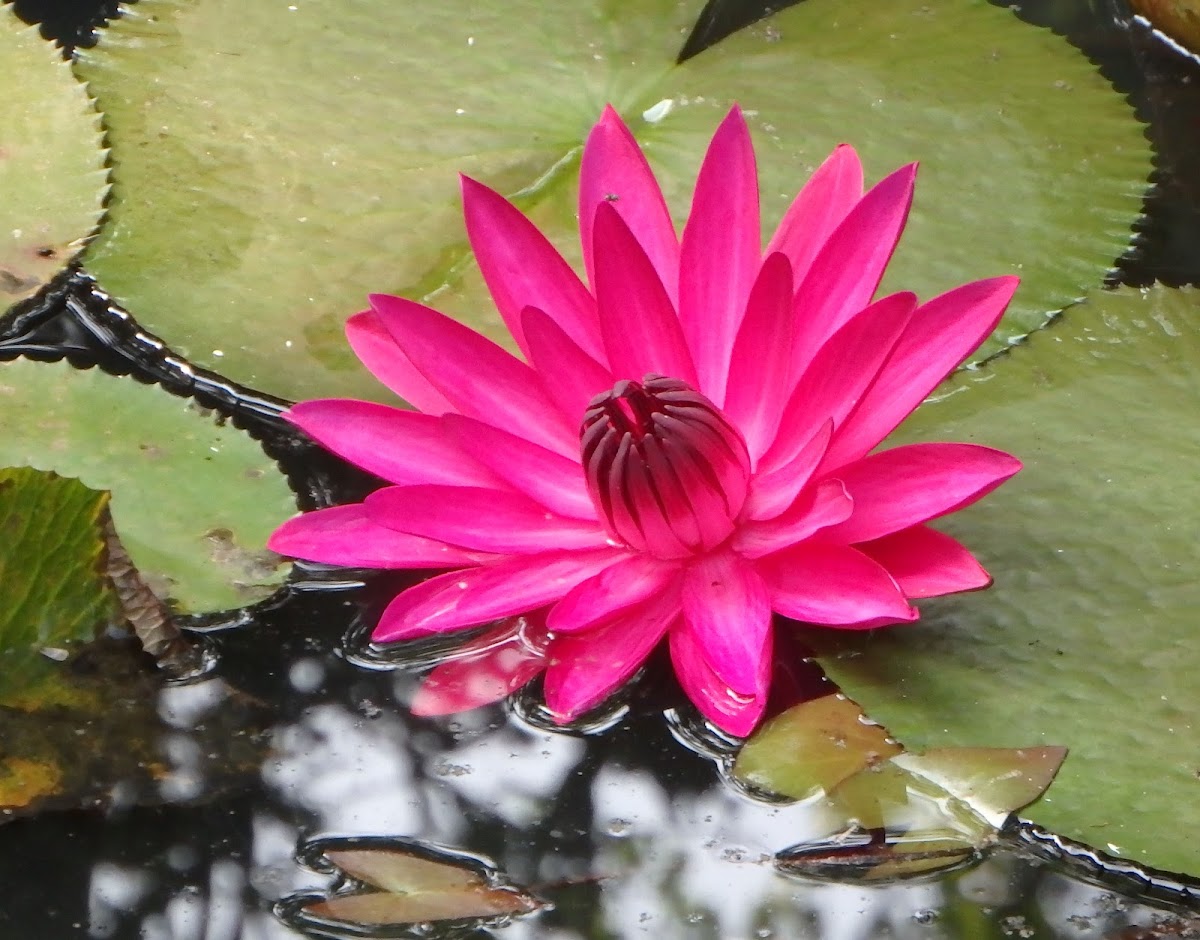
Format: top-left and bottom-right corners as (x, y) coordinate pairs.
(733, 479), (853, 559)
(857, 524), (991, 599)
(346, 309), (452, 414)
(744, 421), (834, 522)
(373, 547), (628, 642)
(759, 542), (917, 627)
(547, 555), (681, 634)
(521, 306), (614, 425)
(411, 618), (550, 716)
(826, 442), (1022, 544)
(287, 400), (503, 489)
(681, 552), (771, 695)
(579, 105), (679, 304)
(462, 175), (602, 360)
(670, 621), (771, 737)
(365, 485), (609, 554)
(679, 106), (761, 405)
(821, 276), (1020, 471)
(269, 504), (490, 569)
(543, 591), (678, 722)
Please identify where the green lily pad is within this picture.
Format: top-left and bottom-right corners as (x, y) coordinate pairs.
(0, 3), (108, 310)
(0, 468), (117, 698)
(0, 358), (293, 612)
(76, 0), (1148, 402)
(811, 285), (1200, 879)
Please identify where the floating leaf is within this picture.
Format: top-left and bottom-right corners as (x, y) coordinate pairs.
(733, 693), (902, 801)
(1130, 0), (1200, 54)
(76, 0), (1148, 402)
(279, 837), (544, 934)
(0, 359), (293, 612)
(812, 285), (1200, 879)
(0, 3), (108, 310)
(0, 467), (116, 699)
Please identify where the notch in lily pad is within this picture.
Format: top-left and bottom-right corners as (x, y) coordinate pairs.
(732, 693), (1066, 881)
(276, 836), (547, 938)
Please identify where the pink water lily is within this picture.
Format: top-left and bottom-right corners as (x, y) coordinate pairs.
(269, 105), (1021, 736)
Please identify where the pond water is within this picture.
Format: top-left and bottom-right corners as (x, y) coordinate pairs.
(2, 0), (1200, 937)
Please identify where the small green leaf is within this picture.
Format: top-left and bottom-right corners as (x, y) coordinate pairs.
(0, 3), (108, 310)
(0, 359), (294, 613)
(76, 0), (1148, 402)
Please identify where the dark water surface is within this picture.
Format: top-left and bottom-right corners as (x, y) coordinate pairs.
(3, 0), (1200, 937)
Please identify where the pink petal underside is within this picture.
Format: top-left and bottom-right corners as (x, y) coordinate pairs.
(461, 175), (604, 361)
(268, 504), (490, 569)
(744, 420), (834, 522)
(733, 478), (852, 559)
(789, 163), (918, 380)
(345, 310), (453, 415)
(372, 547), (628, 642)
(760, 291), (917, 477)
(543, 591), (679, 722)
(764, 144), (864, 288)
(547, 555), (681, 634)
(670, 621), (770, 737)
(820, 276), (1021, 473)
(824, 442), (1022, 544)
(286, 400), (506, 489)
(678, 106), (761, 405)
(365, 485), (609, 555)
(592, 202), (697, 386)
(759, 542), (917, 627)
(521, 306), (614, 425)
(680, 551), (771, 695)
(368, 293), (577, 458)
(440, 413), (595, 521)
(857, 524), (991, 599)
(410, 619), (549, 716)
(579, 105), (680, 305)
(722, 252), (795, 464)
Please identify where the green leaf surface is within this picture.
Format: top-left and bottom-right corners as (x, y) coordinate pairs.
(0, 359), (293, 612)
(0, 468), (116, 697)
(811, 285), (1200, 879)
(0, 3), (108, 309)
(77, 0), (1148, 402)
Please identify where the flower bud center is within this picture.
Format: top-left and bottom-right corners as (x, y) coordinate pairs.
(580, 375), (751, 559)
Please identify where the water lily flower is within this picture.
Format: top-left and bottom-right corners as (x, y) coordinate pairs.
(269, 105), (1021, 736)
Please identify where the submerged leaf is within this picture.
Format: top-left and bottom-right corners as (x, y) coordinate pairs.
(77, 0), (1148, 401)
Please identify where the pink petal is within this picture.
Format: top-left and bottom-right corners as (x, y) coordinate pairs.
(592, 202), (697, 385)
(441, 413), (595, 521)
(759, 542), (917, 627)
(678, 107), (761, 404)
(461, 175), (603, 360)
(670, 621), (770, 737)
(372, 547), (628, 642)
(826, 442), (1022, 544)
(368, 293), (577, 458)
(762, 291), (917, 476)
(820, 276), (1021, 472)
(365, 485), (609, 554)
(722, 252), (795, 463)
(789, 163), (917, 379)
(268, 504), (489, 569)
(579, 106), (680, 305)
(286, 400), (504, 489)
(765, 144), (864, 288)
(681, 551), (771, 695)
(857, 524), (992, 599)
(733, 479), (853, 559)
(547, 555), (681, 634)
(410, 618), (550, 716)
(345, 309), (453, 414)
(543, 592), (678, 721)
(744, 420), (834, 522)
(521, 306), (614, 424)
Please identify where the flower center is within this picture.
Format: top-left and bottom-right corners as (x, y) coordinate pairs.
(580, 375), (751, 559)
